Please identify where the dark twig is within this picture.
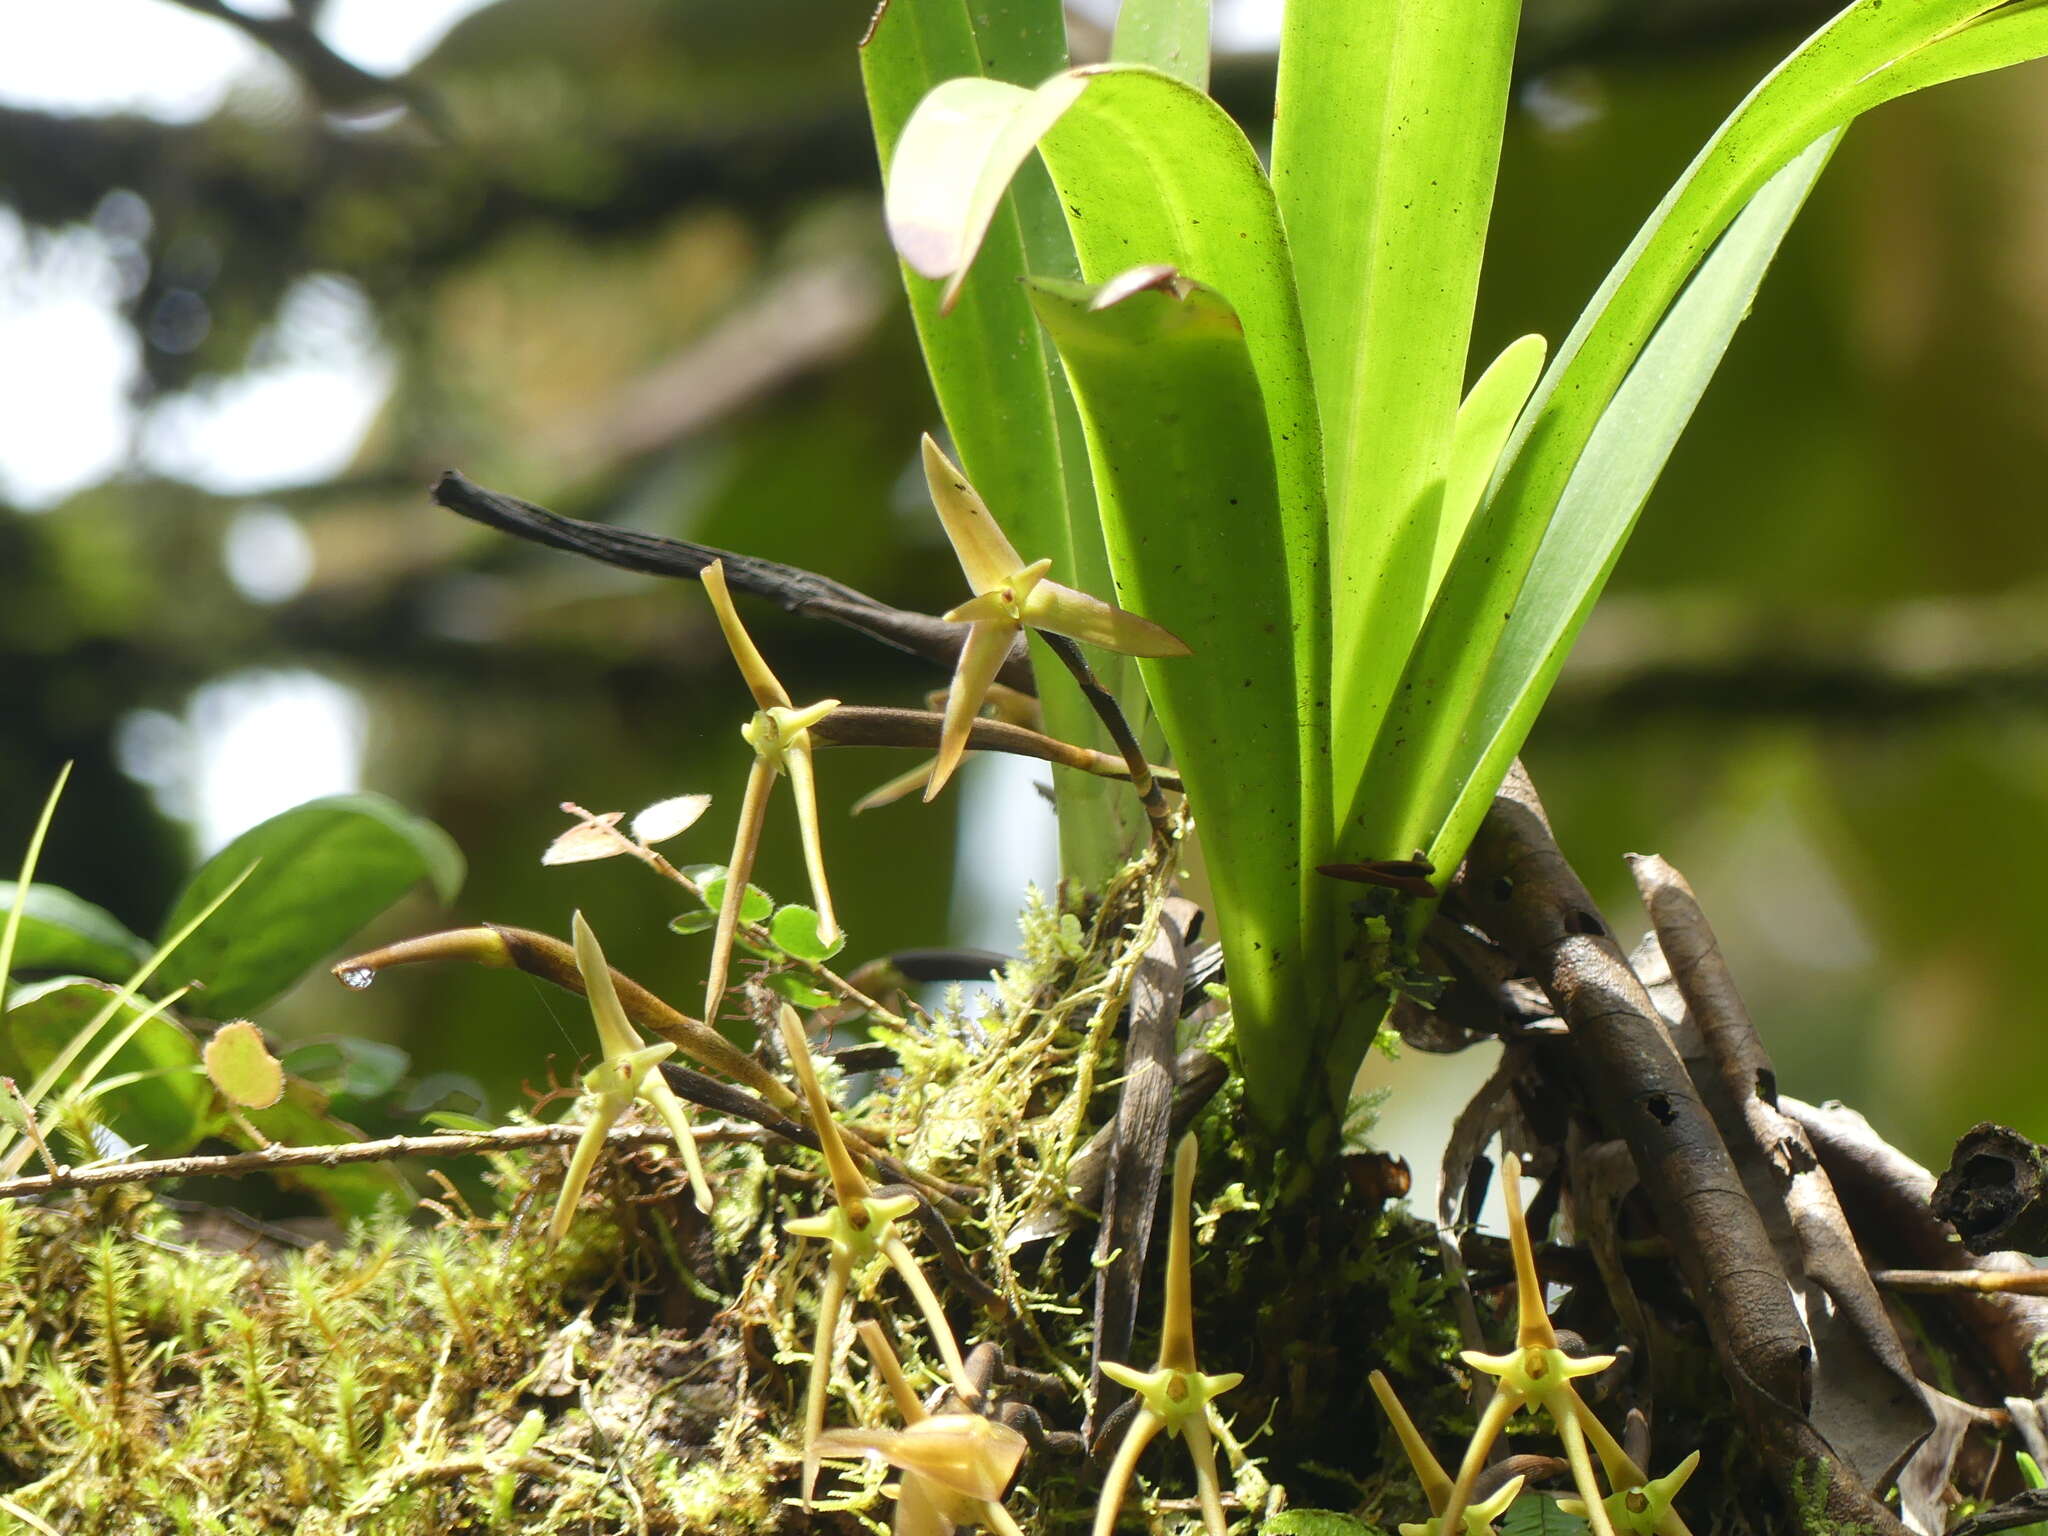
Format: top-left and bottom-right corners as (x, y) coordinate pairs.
(0, 1121), (761, 1203)
(1038, 632), (1176, 840)
(431, 471), (1033, 691)
(1458, 764), (1905, 1533)
(812, 705), (1181, 792)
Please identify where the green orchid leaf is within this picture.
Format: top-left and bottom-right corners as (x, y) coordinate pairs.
(1109, 0), (1209, 90)
(0, 882), (149, 983)
(884, 64), (1328, 785)
(2, 977), (209, 1157)
(1431, 334), (1548, 603)
(861, 0), (1136, 879)
(157, 795), (463, 1020)
(1270, 0), (1518, 808)
(1420, 139), (1835, 869)
(1029, 270), (1321, 1127)
(769, 904), (845, 963)
(1356, 0), (2048, 872)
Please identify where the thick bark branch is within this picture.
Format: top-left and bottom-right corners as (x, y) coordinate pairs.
(1459, 764), (1904, 1533)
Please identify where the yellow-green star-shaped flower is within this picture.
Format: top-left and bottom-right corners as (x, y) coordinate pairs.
(1370, 1370), (1525, 1536)
(1559, 1450), (1700, 1535)
(1436, 1155), (1638, 1536)
(919, 435), (1188, 800)
(698, 559), (841, 1024)
(542, 1030), (675, 1249)
(776, 1005), (973, 1505)
(1093, 1135), (1240, 1536)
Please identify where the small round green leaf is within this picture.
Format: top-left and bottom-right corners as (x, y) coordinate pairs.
(699, 870), (772, 923)
(668, 910), (718, 936)
(204, 1021), (284, 1109)
(769, 904), (845, 962)
(763, 972), (838, 1010)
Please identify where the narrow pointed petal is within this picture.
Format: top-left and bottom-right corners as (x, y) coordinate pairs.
(704, 755), (776, 1025)
(855, 1319), (926, 1423)
(572, 911), (643, 1062)
(1159, 1134), (1199, 1372)
(777, 1004), (872, 1210)
(925, 621), (1013, 802)
(781, 738), (841, 945)
(1557, 1404), (1621, 1536)
(546, 1097), (628, 1248)
(921, 435), (1024, 594)
(1369, 1370), (1454, 1512)
(883, 1233), (972, 1396)
(1183, 1416), (1231, 1536)
(1436, 1388), (1522, 1536)
(854, 760), (939, 815)
(1022, 579), (1193, 658)
(1501, 1155), (1558, 1351)
(642, 1070), (715, 1213)
(701, 559), (792, 711)
(940, 590), (1015, 626)
(1092, 1410), (1166, 1536)
(801, 1251), (850, 1505)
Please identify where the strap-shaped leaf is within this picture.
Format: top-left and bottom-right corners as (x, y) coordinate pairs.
(1271, 0), (1519, 816)
(1029, 271), (1321, 1126)
(1430, 335), (1547, 604)
(1355, 0), (2048, 864)
(1110, 0), (1210, 89)
(862, 0), (1134, 877)
(1422, 138), (1837, 870)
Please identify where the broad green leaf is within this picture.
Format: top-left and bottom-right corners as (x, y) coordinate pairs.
(1422, 138), (1837, 870)
(157, 795), (464, 1020)
(1029, 271), (1320, 1127)
(1110, 0), (1209, 90)
(2, 977), (209, 1156)
(0, 882), (149, 983)
(1431, 334), (1548, 602)
(1271, 0), (1518, 815)
(888, 60), (1331, 886)
(769, 904), (844, 962)
(281, 1037), (409, 1107)
(862, 0), (1132, 880)
(204, 1021), (285, 1109)
(1355, 0), (2048, 867)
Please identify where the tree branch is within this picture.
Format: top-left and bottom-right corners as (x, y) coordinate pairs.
(431, 470), (1034, 692)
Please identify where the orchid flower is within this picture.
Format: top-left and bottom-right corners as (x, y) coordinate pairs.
(919, 435), (1188, 800)
(1094, 1134), (1242, 1536)
(815, 1320), (1029, 1536)
(1433, 1154), (1684, 1536)
(571, 910), (713, 1212)
(778, 1005), (973, 1504)
(699, 559), (840, 1023)
(1368, 1371), (1524, 1536)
